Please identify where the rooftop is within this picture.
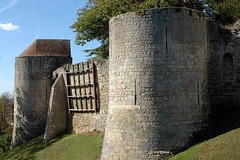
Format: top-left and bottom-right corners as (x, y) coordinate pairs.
(17, 39), (71, 58)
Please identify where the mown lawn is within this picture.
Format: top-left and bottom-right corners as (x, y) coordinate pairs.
(171, 128), (240, 160)
(0, 133), (104, 160)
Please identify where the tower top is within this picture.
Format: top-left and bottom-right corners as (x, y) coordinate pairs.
(17, 39), (71, 58)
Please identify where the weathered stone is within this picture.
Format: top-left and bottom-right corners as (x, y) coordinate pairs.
(43, 74), (67, 143)
(12, 39), (72, 148)
(101, 8), (208, 159)
(53, 59), (109, 133)
(12, 7), (240, 160)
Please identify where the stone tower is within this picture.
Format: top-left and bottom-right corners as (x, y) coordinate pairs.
(101, 8), (209, 159)
(12, 39), (72, 148)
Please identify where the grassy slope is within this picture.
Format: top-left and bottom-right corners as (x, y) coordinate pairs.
(171, 128), (240, 160)
(0, 133), (104, 160)
(1, 128), (240, 160)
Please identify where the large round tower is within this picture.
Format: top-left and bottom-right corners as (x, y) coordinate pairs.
(101, 8), (208, 159)
(12, 39), (72, 148)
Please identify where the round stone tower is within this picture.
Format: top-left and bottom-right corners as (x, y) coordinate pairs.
(101, 8), (208, 159)
(12, 39), (72, 148)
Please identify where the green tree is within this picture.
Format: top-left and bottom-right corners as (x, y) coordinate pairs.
(72, 0), (168, 58)
(0, 92), (13, 135)
(0, 92), (13, 154)
(0, 133), (12, 153)
(72, 0), (239, 58)
(210, 0), (240, 25)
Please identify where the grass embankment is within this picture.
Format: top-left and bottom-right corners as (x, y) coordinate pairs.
(171, 128), (240, 160)
(1, 128), (240, 160)
(0, 133), (104, 160)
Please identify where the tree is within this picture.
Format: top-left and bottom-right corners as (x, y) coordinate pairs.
(72, 0), (168, 58)
(72, 0), (239, 58)
(210, 0), (240, 25)
(0, 92), (13, 153)
(0, 92), (13, 136)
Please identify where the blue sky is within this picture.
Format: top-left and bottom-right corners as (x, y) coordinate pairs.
(0, 0), (99, 94)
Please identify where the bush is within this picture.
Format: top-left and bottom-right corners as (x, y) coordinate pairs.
(0, 133), (12, 154)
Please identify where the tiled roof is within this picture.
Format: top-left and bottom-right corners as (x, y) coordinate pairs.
(17, 39), (71, 58)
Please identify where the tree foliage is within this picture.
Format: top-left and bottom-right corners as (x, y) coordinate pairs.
(0, 92), (13, 154)
(0, 92), (13, 135)
(211, 0), (240, 25)
(72, 0), (240, 58)
(0, 133), (12, 153)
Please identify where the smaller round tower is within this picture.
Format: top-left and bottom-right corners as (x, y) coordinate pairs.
(12, 39), (72, 148)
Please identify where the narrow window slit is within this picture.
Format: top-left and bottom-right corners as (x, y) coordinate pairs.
(165, 26), (168, 54)
(197, 80), (200, 105)
(46, 86), (48, 101)
(134, 79), (137, 105)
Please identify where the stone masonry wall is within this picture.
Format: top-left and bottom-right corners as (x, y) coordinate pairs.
(207, 21), (240, 135)
(44, 74), (67, 143)
(12, 56), (71, 148)
(101, 8), (209, 159)
(53, 59), (109, 133)
(12, 39), (72, 148)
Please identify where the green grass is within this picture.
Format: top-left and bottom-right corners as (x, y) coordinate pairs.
(0, 133), (104, 160)
(171, 128), (240, 160)
(2, 128), (240, 160)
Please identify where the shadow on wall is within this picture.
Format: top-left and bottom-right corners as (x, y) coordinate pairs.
(187, 22), (240, 148)
(12, 87), (40, 148)
(66, 112), (73, 133)
(207, 22), (240, 140)
(95, 62), (101, 113)
(208, 53), (240, 137)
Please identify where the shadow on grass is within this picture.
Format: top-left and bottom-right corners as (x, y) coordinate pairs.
(0, 134), (70, 160)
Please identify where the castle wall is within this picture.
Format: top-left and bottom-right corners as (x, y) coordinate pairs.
(207, 22), (240, 134)
(44, 74), (67, 143)
(101, 8), (209, 159)
(11, 9), (240, 157)
(12, 39), (72, 148)
(66, 60), (109, 133)
(53, 59), (109, 133)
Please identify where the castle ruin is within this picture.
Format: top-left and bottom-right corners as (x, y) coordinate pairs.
(12, 8), (240, 159)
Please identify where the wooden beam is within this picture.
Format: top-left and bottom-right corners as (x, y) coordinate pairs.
(92, 61), (97, 113)
(63, 65), (71, 114)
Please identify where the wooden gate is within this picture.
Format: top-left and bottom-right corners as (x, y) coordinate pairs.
(63, 61), (97, 113)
